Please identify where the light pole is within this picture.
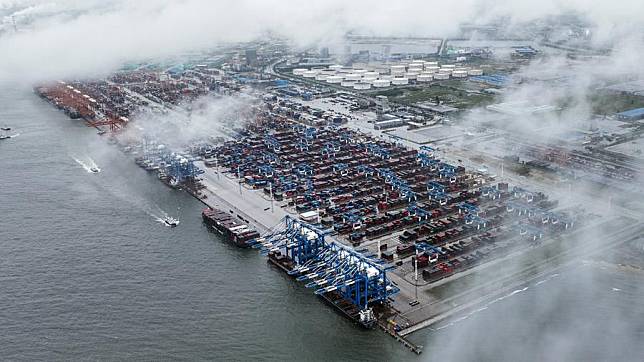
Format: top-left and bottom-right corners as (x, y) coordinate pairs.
(414, 249), (419, 301)
(237, 165), (242, 196)
(269, 181), (274, 213)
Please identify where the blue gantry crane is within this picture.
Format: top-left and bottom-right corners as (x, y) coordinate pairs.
(255, 216), (399, 326)
(163, 153), (204, 185)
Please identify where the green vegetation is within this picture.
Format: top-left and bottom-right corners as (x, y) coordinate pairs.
(371, 82), (496, 109)
(589, 92), (644, 115)
(559, 91), (644, 116)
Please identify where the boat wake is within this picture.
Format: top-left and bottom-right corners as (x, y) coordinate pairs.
(144, 205), (180, 227)
(72, 155), (101, 173)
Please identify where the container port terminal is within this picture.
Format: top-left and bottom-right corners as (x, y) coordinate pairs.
(34, 40), (644, 353)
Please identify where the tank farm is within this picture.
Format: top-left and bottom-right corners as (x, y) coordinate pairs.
(35, 80), (578, 354)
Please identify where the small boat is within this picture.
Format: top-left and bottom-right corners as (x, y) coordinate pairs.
(0, 135), (9, 140)
(163, 216), (179, 227)
(89, 167), (100, 173)
(1, 127), (10, 131)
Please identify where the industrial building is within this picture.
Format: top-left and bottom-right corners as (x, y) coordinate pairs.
(616, 108), (644, 122)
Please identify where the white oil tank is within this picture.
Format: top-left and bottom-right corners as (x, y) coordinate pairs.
(392, 77), (409, 85)
(452, 70), (468, 78)
(293, 68), (307, 76)
(468, 69), (483, 76)
(353, 82), (371, 90)
(390, 65), (406, 76)
(303, 70), (319, 78)
(373, 79), (391, 87)
(326, 76), (343, 83)
(417, 74), (434, 82)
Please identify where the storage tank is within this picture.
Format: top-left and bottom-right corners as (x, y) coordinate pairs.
(441, 64), (456, 69)
(425, 66), (440, 73)
(293, 68), (308, 76)
(353, 82), (371, 90)
(390, 65), (406, 76)
(352, 69), (368, 75)
(326, 76), (343, 83)
(302, 70), (318, 78)
(408, 63), (424, 72)
(392, 77), (409, 85)
(417, 74), (434, 82)
(434, 73), (450, 80)
(328, 65), (343, 71)
(344, 73), (362, 81)
(341, 80), (357, 87)
(363, 71), (379, 80)
(373, 79), (391, 88)
(425, 61), (438, 67)
(406, 72), (419, 80)
(468, 69), (483, 76)
(315, 74), (329, 81)
(452, 70), (468, 78)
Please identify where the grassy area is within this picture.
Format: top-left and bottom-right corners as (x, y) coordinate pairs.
(559, 91), (644, 116)
(372, 83), (496, 109)
(589, 92), (644, 115)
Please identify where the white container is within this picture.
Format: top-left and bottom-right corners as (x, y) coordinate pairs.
(328, 65), (343, 71)
(326, 76), (343, 83)
(341, 80), (357, 87)
(441, 64), (456, 69)
(352, 69), (368, 75)
(468, 69), (483, 76)
(293, 68), (307, 76)
(434, 73), (450, 80)
(425, 66), (440, 73)
(344, 73), (362, 81)
(315, 74), (329, 81)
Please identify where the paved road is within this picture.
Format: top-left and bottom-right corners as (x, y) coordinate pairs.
(196, 161), (287, 233)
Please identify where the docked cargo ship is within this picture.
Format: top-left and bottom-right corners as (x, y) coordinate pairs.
(202, 208), (260, 247)
(267, 250), (376, 329)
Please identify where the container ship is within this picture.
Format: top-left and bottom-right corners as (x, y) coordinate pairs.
(201, 208), (260, 247)
(266, 250), (375, 329)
